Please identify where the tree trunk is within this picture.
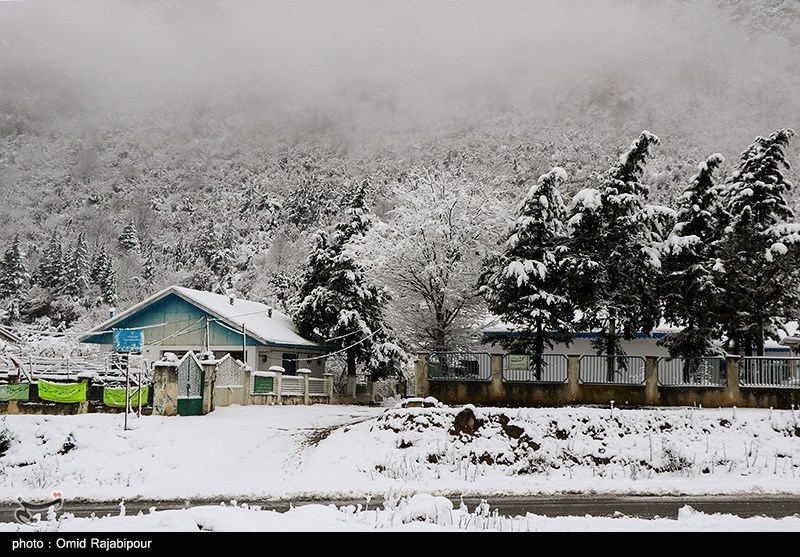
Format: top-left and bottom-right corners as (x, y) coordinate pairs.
(535, 320), (544, 381)
(347, 348), (357, 377)
(606, 318), (617, 382)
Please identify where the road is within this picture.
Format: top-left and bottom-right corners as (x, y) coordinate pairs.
(2, 494), (799, 523)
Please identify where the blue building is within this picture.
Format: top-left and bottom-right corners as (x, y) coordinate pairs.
(79, 285), (328, 377)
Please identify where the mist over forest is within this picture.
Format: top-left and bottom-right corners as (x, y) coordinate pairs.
(0, 0), (799, 351)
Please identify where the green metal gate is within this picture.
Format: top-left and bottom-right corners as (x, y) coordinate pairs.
(177, 352), (204, 416)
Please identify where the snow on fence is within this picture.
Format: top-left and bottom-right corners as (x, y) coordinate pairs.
(739, 357), (800, 388)
(0, 353), (151, 386)
(578, 355), (646, 385)
(308, 377), (327, 396)
(502, 354), (569, 383)
(657, 356), (728, 387)
(280, 375), (303, 396)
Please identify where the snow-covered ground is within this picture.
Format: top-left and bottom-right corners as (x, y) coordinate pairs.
(1, 399), (800, 531)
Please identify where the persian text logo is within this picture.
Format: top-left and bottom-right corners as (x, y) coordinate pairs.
(14, 492), (64, 525)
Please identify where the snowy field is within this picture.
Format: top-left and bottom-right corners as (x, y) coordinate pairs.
(1, 400), (800, 532)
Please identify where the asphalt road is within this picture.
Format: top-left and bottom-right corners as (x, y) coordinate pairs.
(2, 494), (800, 523)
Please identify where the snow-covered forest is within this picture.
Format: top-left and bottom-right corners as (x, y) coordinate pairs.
(1, 0), (800, 375)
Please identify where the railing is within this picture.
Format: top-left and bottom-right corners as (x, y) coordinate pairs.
(579, 355), (646, 385)
(280, 375), (303, 395)
(657, 357), (727, 387)
(0, 354), (152, 386)
(426, 352), (492, 382)
(502, 354), (568, 383)
(308, 377), (327, 396)
(739, 357), (800, 388)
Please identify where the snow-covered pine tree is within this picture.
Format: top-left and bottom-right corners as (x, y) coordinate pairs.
(479, 167), (575, 378)
(659, 154), (727, 374)
(99, 254), (118, 306)
(35, 231), (65, 291)
(118, 220), (141, 253)
(564, 131), (670, 379)
(292, 182), (408, 380)
(716, 128), (800, 356)
(195, 222), (232, 277)
(62, 232), (91, 300)
(90, 245), (108, 285)
(142, 242), (157, 287)
(0, 234), (30, 301)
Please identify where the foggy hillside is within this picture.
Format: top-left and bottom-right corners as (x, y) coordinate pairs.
(0, 0), (798, 344)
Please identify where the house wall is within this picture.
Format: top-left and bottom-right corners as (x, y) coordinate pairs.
(256, 349), (326, 378)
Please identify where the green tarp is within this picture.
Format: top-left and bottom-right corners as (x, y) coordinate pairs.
(37, 380), (86, 403)
(103, 385), (149, 408)
(0, 383), (30, 402)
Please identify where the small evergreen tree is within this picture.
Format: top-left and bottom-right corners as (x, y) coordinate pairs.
(292, 184), (407, 380)
(36, 231), (65, 291)
(0, 234), (30, 300)
(142, 242), (157, 286)
(118, 220), (140, 253)
(479, 167), (575, 378)
(99, 254), (118, 306)
(62, 232), (91, 300)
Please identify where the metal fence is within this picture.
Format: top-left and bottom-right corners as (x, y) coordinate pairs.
(280, 375), (303, 395)
(426, 352), (492, 382)
(739, 357), (800, 388)
(502, 354), (569, 383)
(657, 357), (728, 387)
(308, 377), (327, 396)
(579, 355), (646, 385)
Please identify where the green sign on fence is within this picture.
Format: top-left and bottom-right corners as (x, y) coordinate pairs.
(0, 383), (30, 402)
(507, 355), (530, 371)
(37, 380), (87, 403)
(252, 375), (274, 394)
(103, 385), (149, 408)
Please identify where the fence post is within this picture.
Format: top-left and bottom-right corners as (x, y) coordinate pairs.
(323, 372), (334, 401)
(243, 365), (252, 406)
(567, 355), (581, 401)
(491, 354), (503, 400)
(645, 356), (659, 406)
(268, 365), (284, 405)
(416, 353), (429, 398)
(6, 362), (19, 414)
(152, 362), (179, 416)
(77, 371), (94, 415)
(201, 359), (216, 414)
(298, 368), (312, 405)
(725, 355), (741, 405)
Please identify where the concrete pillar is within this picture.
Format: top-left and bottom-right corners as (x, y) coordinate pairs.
(269, 365), (284, 405)
(201, 361), (216, 414)
(243, 366), (253, 406)
(490, 354), (503, 400)
(323, 372), (334, 400)
(567, 355), (581, 402)
(416, 353), (429, 398)
(297, 368), (312, 405)
(152, 362), (179, 416)
(645, 356), (659, 406)
(726, 355), (741, 403)
(6, 365), (19, 414)
(77, 373), (92, 415)
(346, 375), (358, 399)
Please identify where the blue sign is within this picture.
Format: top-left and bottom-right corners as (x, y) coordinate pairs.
(113, 329), (144, 353)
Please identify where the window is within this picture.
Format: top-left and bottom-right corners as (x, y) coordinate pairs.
(282, 353), (298, 375)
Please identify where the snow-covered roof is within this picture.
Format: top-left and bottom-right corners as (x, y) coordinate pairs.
(80, 285), (324, 350)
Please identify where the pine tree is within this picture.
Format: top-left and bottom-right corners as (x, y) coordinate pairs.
(36, 231), (65, 291)
(479, 167), (575, 378)
(90, 245), (108, 285)
(62, 232), (91, 299)
(99, 254), (118, 306)
(564, 131), (671, 379)
(0, 234), (30, 300)
(118, 220), (140, 253)
(659, 154), (727, 372)
(195, 223), (233, 277)
(716, 129), (800, 356)
(292, 183), (407, 380)
(142, 243), (157, 286)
